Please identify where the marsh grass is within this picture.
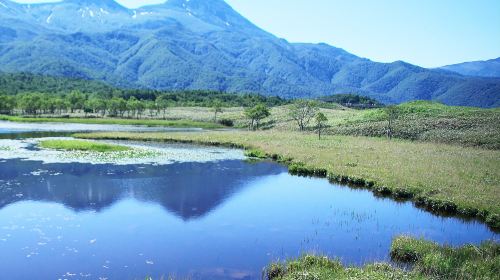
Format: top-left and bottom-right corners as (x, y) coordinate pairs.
(390, 236), (500, 280)
(266, 255), (423, 280)
(267, 237), (499, 280)
(39, 139), (131, 152)
(75, 130), (500, 229)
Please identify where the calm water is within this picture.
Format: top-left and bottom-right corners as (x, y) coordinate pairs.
(0, 125), (498, 279)
(0, 120), (203, 139)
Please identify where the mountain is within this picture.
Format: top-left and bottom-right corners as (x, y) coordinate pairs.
(439, 57), (500, 78)
(0, 0), (499, 107)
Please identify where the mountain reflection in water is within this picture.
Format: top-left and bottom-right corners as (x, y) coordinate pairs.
(0, 159), (285, 220)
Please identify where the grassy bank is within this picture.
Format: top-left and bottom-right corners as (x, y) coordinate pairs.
(74, 130), (500, 230)
(39, 139), (131, 152)
(0, 114), (223, 129)
(267, 236), (499, 280)
(390, 236), (499, 279)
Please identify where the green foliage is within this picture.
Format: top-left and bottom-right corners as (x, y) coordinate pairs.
(244, 103), (271, 130)
(0, 74), (287, 122)
(0, 73), (287, 108)
(67, 90), (86, 113)
(315, 112), (328, 139)
(0, 94), (16, 114)
(39, 140), (131, 152)
(218, 118), (234, 127)
(211, 99), (224, 122)
(391, 236), (500, 280)
(288, 99), (319, 131)
(319, 93), (384, 109)
(267, 255), (422, 280)
(268, 237), (499, 280)
(244, 149), (268, 159)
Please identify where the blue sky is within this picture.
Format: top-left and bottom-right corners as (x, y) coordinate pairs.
(13, 0), (500, 67)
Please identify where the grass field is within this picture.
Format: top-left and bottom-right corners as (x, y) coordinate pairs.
(75, 130), (500, 229)
(0, 114), (224, 129)
(39, 139), (131, 152)
(267, 236), (499, 280)
(327, 101), (500, 150)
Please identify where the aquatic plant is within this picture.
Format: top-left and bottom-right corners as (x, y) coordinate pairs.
(0, 138), (244, 166)
(39, 139), (131, 152)
(244, 149), (268, 159)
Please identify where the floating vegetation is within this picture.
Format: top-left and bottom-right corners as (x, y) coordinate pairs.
(0, 137), (245, 165)
(40, 139), (132, 152)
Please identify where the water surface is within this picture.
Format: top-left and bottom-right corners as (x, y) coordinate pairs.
(0, 158), (497, 279)
(0, 120), (203, 139)
(0, 124), (497, 280)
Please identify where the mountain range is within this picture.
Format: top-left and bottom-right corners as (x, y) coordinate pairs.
(439, 57), (500, 78)
(0, 0), (499, 107)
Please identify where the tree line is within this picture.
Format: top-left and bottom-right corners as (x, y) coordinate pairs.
(0, 90), (286, 118)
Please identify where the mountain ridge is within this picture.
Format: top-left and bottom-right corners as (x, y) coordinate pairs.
(0, 0), (499, 107)
(439, 57), (500, 78)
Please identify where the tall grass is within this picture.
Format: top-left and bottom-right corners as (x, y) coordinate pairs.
(391, 236), (500, 280)
(267, 236), (499, 280)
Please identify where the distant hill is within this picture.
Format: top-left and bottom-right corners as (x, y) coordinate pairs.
(439, 58), (500, 78)
(0, 0), (499, 107)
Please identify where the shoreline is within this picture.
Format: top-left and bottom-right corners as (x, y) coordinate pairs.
(74, 131), (500, 232)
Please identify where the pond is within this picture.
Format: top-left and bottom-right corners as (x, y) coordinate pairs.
(0, 120), (203, 140)
(0, 123), (498, 280)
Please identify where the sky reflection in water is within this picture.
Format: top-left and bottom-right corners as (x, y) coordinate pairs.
(0, 158), (497, 280)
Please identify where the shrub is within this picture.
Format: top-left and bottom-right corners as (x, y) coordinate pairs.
(218, 118), (234, 127)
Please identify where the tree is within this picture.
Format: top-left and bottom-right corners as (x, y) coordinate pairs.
(84, 98), (106, 117)
(385, 105), (400, 140)
(289, 100), (319, 131)
(67, 90), (86, 113)
(108, 97), (127, 117)
(0, 94), (16, 115)
(146, 101), (157, 118)
(18, 93), (42, 115)
(54, 98), (69, 114)
(94, 98), (108, 116)
(244, 103), (270, 130)
(212, 100), (223, 123)
(126, 97), (140, 118)
(156, 95), (170, 119)
(40, 97), (56, 114)
(135, 99), (145, 119)
(315, 112), (328, 140)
